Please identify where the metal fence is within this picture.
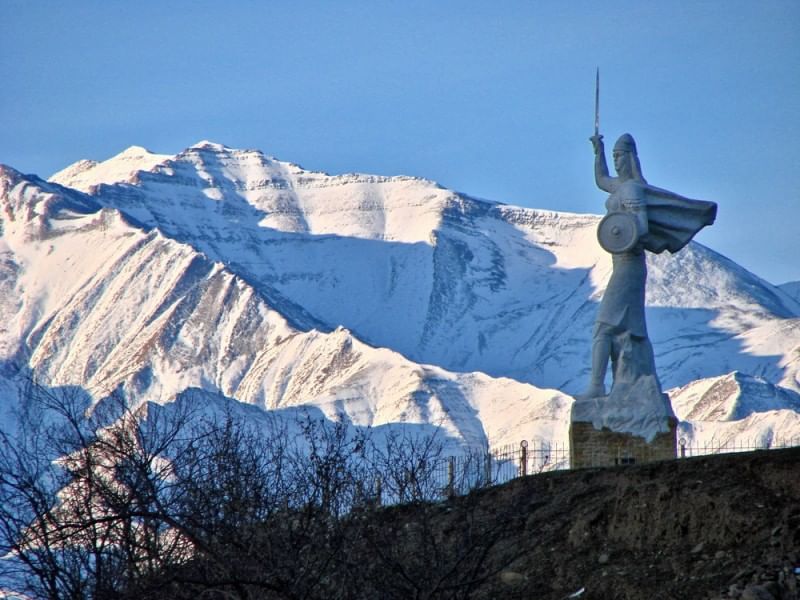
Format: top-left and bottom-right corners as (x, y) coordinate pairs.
(489, 440), (569, 479)
(364, 441), (570, 505)
(409, 435), (800, 503)
(677, 435), (800, 458)
(429, 440), (570, 493)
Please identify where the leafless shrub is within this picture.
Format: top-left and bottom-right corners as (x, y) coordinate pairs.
(0, 382), (520, 599)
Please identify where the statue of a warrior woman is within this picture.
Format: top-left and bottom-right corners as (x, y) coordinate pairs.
(582, 131), (717, 404)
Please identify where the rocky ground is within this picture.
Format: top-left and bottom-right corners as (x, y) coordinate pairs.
(414, 446), (800, 600)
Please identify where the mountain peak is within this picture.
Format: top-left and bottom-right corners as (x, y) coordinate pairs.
(671, 371), (800, 422)
(49, 145), (172, 192)
(189, 140), (230, 151)
(114, 145), (155, 158)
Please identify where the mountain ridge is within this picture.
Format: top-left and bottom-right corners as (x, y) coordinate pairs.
(49, 143), (799, 394)
(1, 164), (573, 450)
(1, 142), (799, 450)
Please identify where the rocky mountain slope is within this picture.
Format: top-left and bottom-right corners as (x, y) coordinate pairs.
(1, 142), (798, 451)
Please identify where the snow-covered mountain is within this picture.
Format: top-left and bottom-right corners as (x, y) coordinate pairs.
(671, 371), (800, 447)
(48, 142), (800, 393)
(0, 161), (569, 450)
(2, 142), (799, 452)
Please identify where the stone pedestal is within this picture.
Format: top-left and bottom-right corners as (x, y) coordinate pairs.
(569, 369), (678, 469)
(569, 418), (677, 469)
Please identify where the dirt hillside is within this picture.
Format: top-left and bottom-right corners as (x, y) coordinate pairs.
(451, 446), (799, 599)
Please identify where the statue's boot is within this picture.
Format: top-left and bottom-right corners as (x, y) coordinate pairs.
(575, 382), (606, 401)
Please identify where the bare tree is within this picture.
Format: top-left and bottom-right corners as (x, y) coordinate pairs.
(318, 430), (524, 600)
(0, 382), (522, 600)
(154, 411), (373, 600)
(0, 382), (202, 599)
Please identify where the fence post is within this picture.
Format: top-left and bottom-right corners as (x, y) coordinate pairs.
(447, 456), (455, 498)
(484, 453), (492, 486)
(679, 437), (686, 458)
(520, 440), (528, 477)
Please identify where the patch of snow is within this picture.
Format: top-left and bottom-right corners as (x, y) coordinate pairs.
(49, 145), (173, 192)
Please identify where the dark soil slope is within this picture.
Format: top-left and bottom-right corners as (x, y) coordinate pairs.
(462, 447), (799, 599)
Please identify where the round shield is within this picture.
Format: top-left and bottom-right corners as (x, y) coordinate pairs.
(597, 212), (639, 254)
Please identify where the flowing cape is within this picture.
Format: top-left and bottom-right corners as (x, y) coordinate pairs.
(640, 185), (717, 254)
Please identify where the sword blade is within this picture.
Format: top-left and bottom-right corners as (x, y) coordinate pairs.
(594, 67), (600, 136)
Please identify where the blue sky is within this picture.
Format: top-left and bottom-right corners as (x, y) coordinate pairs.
(3, 1), (798, 284)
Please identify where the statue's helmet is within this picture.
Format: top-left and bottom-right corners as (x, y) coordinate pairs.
(612, 133), (646, 183)
(613, 133), (637, 154)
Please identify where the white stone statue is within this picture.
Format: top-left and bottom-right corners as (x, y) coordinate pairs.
(574, 131), (717, 439)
